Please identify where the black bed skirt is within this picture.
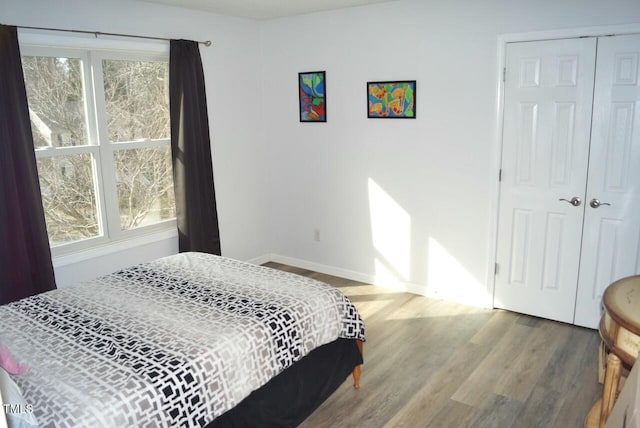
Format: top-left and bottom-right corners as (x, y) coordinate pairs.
(205, 338), (363, 427)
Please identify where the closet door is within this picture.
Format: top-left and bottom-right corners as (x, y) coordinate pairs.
(494, 38), (597, 323)
(574, 34), (640, 328)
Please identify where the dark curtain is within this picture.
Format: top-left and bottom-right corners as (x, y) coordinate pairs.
(0, 25), (56, 305)
(169, 39), (221, 255)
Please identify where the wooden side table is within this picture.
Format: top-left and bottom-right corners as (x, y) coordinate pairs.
(586, 275), (640, 428)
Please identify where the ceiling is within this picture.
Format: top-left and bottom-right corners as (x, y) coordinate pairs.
(136, 0), (398, 20)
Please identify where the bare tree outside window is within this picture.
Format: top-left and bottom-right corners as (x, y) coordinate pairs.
(114, 146), (175, 230)
(22, 52), (175, 249)
(22, 57), (88, 148)
(103, 60), (170, 142)
(103, 60), (175, 230)
(22, 56), (99, 245)
(35, 154), (99, 245)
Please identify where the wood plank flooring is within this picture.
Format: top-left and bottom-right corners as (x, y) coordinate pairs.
(262, 262), (602, 428)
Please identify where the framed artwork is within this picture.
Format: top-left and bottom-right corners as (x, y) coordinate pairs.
(367, 80), (416, 119)
(298, 71), (326, 122)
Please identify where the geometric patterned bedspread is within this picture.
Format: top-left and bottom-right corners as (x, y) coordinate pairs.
(0, 252), (365, 427)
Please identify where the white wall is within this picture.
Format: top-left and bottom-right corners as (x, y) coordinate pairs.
(258, 0), (640, 305)
(2, 0), (269, 285)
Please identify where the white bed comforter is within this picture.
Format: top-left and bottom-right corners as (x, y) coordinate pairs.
(0, 253), (365, 427)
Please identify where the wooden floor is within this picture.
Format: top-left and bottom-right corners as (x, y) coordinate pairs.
(263, 262), (602, 428)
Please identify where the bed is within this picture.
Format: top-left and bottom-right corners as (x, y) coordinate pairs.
(0, 252), (365, 427)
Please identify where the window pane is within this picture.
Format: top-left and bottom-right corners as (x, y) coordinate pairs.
(114, 146), (175, 230)
(22, 56), (89, 148)
(36, 154), (100, 246)
(103, 60), (170, 143)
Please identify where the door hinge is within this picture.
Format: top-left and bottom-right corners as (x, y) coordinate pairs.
(499, 169), (502, 182)
(502, 67), (506, 82)
(494, 263), (499, 275)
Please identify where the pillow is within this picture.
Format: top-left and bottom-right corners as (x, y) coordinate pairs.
(0, 345), (27, 376)
(0, 368), (38, 428)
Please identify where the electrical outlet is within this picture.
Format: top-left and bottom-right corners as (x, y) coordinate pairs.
(313, 228), (321, 242)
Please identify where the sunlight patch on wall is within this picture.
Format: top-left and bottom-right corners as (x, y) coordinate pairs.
(427, 237), (488, 307)
(368, 178), (411, 281)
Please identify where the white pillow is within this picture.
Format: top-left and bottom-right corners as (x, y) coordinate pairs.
(0, 368), (38, 428)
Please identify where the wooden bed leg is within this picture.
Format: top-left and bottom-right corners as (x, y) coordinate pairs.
(352, 340), (364, 389)
(352, 365), (361, 389)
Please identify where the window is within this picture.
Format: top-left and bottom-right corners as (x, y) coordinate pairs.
(21, 46), (175, 255)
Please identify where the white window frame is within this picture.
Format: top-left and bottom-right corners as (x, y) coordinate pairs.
(20, 35), (176, 259)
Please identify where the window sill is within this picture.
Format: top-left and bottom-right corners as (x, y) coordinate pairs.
(52, 228), (178, 268)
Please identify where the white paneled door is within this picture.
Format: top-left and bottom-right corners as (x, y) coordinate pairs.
(495, 38), (597, 324)
(495, 34), (640, 328)
(574, 34), (640, 327)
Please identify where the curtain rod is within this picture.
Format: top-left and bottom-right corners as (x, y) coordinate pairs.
(12, 24), (212, 46)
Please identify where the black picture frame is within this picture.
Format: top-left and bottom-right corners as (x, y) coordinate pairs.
(298, 71), (326, 122)
(367, 80), (416, 119)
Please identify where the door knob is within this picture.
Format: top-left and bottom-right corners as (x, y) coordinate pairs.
(589, 198), (611, 208)
(559, 197), (582, 207)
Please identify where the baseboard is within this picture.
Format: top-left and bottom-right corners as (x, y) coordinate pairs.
(246, 253), (275, 266)
(246, 253), (493, 309)
(269, 254), (376, 284)
(248, 253), (431, 298)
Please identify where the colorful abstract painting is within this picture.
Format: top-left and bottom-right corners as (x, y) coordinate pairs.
(367, 81), (416, 119)
(299, 71), (326, 122)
